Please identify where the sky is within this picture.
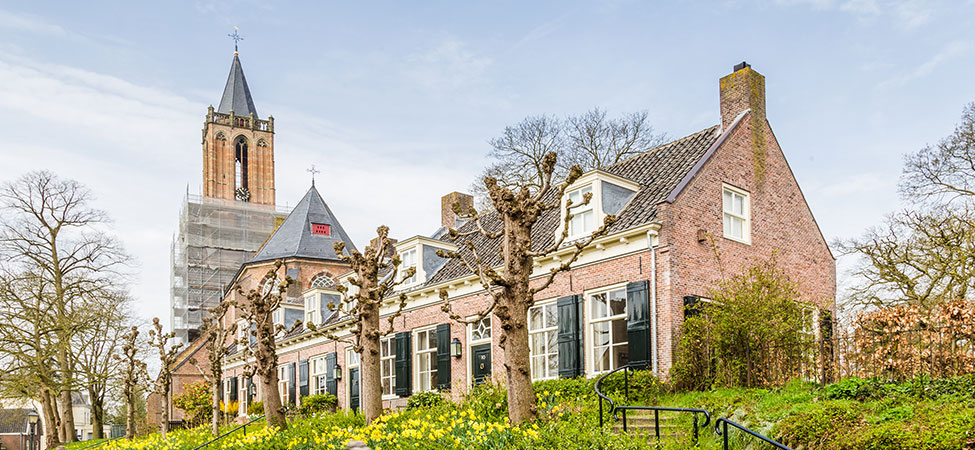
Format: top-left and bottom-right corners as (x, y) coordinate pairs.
(0, 0), (973, 327)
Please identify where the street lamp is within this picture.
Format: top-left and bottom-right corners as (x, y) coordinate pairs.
(333, 364), (342, 381)
(26, 409), (39, 450)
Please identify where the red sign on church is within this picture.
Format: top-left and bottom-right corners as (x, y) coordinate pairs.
(311, 223), (331, 236)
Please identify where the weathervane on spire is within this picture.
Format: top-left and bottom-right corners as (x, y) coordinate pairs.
(228, 26), (243, 54)
(307, 165), (321, 187)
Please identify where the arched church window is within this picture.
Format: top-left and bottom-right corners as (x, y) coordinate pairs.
(310, 274), (335, 289)
(234, 136), (250, 201)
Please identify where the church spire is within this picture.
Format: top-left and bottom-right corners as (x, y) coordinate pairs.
(217, 50), (258, 117)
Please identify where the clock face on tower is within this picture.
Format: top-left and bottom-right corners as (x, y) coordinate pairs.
(235, 187), (251, 202)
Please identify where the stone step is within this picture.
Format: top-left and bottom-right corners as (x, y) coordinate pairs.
(612, 425), (690, 440)
(618, 418), (681, 427)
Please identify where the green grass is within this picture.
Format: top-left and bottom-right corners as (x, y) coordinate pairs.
(64, 438), (106, 450)
(99, 376), (975, 450)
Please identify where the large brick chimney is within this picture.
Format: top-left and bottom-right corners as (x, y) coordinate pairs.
(719, 62), (765, 130)
(441, 192), (474, 230)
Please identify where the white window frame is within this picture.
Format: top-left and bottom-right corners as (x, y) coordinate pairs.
(585, 283), (629, 375)
(310, 355), (327, 396)
(560, 171), (641, 243)
(566, 184), (596, 239)
(277, 365), (288, 405)
(304, 294), (320, 325)
(380, 337), (397, 399)
(413, 326), (438, 392)
(400, 247), (418, 285)
(722, 184), (751, 244)
(528, 299), (559, 381)
(273, 305), (303, 330)
(236, 319), (248, 344)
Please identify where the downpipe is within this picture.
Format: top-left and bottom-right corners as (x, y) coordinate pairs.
(646, 230), (658, 375)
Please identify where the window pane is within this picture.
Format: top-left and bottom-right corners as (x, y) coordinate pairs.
(581, 210), (594, 233)
(547, 352), (559, 377)
(545, 304), (558, 328)
(532, 355), (544, 378)
(428, 330), (437, 349)
(609, 290), (626, 316)
(529, 307), (543, 330)
(591, 293), (607, 319)
(531, 334), (544, 354)
(734, 194), (744, 215)
(723, 190), (732, 211)
(723, 215), (732, 235)
(594, 346), (610, 372)
(732, 217), (743, 238)
(613, 343), (629, 368)
(612, 318), (627, 343)
(546, 330), (557, 355)
(593, 322), (611, 346)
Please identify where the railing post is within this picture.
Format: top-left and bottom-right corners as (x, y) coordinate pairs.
(654, 409), (659, 441)
(723, 421), (729, 450)
(624, 368), (629, 401)
(693, 414), (698, 444)
(598, 397), (603, 428)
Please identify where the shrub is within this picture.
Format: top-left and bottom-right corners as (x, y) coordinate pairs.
(172, 382), (211, 426)
(406, 390), (446, 410)
(462, 381), (508, 421)
(298, 394), (338, 415)
(246, 400), (263, 416)
(532, 377), (595, 401)
(824, 377), (883, 401)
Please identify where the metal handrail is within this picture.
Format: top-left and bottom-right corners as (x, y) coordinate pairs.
(73, 436), (124, 450)
(190, 415), (265, 450)
(715, 418), (793, 450)
(594, 364), (710, 444)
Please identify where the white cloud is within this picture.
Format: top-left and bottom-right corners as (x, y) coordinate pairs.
(404, 39), (492, 92)
(774, 0), (938, 29)
(0, 9), (67, 36)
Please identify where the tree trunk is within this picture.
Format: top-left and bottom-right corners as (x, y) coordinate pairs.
(90, 390), (104, 440)
(502, 299), (536, 424)
(40, 387), (61, 449)
(125, 392), (136, 439)
(59, 389), (75, 442)
(261, 370), (286, 429)
(210, 378), (221, 435)
(159, 388), (169, 438)
(360, 305), (383, 424)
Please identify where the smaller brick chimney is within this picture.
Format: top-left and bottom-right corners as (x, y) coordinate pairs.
(719, 62), (766, 130)
(441, 192), (474, 230)
(368, 235), (397, 258)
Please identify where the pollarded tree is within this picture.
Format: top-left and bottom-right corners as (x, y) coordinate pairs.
(148, 318), (183, 438)
(439, 152), (616, 423)
(199, 302), (236, 435)
(114, 326), (148, 440)
(306, 226), (413, 425)
(75, 290), (131, 440)
(234, 260), (301, 430)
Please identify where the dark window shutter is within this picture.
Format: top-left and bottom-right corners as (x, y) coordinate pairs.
(299, 359), (309, 398)
(684, 296), (701, 318)
(395, 331), (412, 397)
(288, 362), (297, 404)
(436, 323), (451, 390)
(230, 377), (238, 402)
(325, 353), (338, 396)
(626, 280), (651, 369)
(557, 295), (583, 378)
(246, 377), (254, 404)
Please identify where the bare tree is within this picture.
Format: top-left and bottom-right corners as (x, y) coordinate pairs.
(115, 326), (148, 440)
(148, 318), (183, 438)
(199, 302), (236, 435)
(306, 226), (413, 424)
(75, 290), (131, 439)
(471, 109), (665, 207)
(841, 102), (975, 311)
(0, 171), (129, 442)
(439, 152), (616, 423)
(234, 261), (301, 430)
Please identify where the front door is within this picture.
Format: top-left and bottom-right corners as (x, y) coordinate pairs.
(349, 367), (360, 412)
(472, 344), (492, 384)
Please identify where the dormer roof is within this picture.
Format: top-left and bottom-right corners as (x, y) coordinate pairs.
(250, 185), (356, 263)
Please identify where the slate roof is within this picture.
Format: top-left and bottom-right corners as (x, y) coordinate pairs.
(217, 54), (259, 117)
(0, 409), (33, 434)
(249, 185), (357, 264)
(426, 125), (720, 285)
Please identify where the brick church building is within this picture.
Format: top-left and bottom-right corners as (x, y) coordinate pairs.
(168, 52), (835, 418)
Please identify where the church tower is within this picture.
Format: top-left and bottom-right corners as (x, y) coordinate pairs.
(202, 54), (276, 205)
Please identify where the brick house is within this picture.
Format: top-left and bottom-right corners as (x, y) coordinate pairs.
(215, 62), (835, 415)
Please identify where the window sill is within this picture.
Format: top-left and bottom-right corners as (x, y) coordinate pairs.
(722, 234), (751, 245)
(381, 394), (399, 401)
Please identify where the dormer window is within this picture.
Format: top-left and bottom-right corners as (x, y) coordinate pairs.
(273, 305), (303, 330)
(393, 237), (458, 288)
(561, 171), (640, 241)
(304, 295), (320, 325)
(567, 185), (595, 238)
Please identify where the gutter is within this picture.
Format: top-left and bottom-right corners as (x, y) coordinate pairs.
(646, 229), (659, 374)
